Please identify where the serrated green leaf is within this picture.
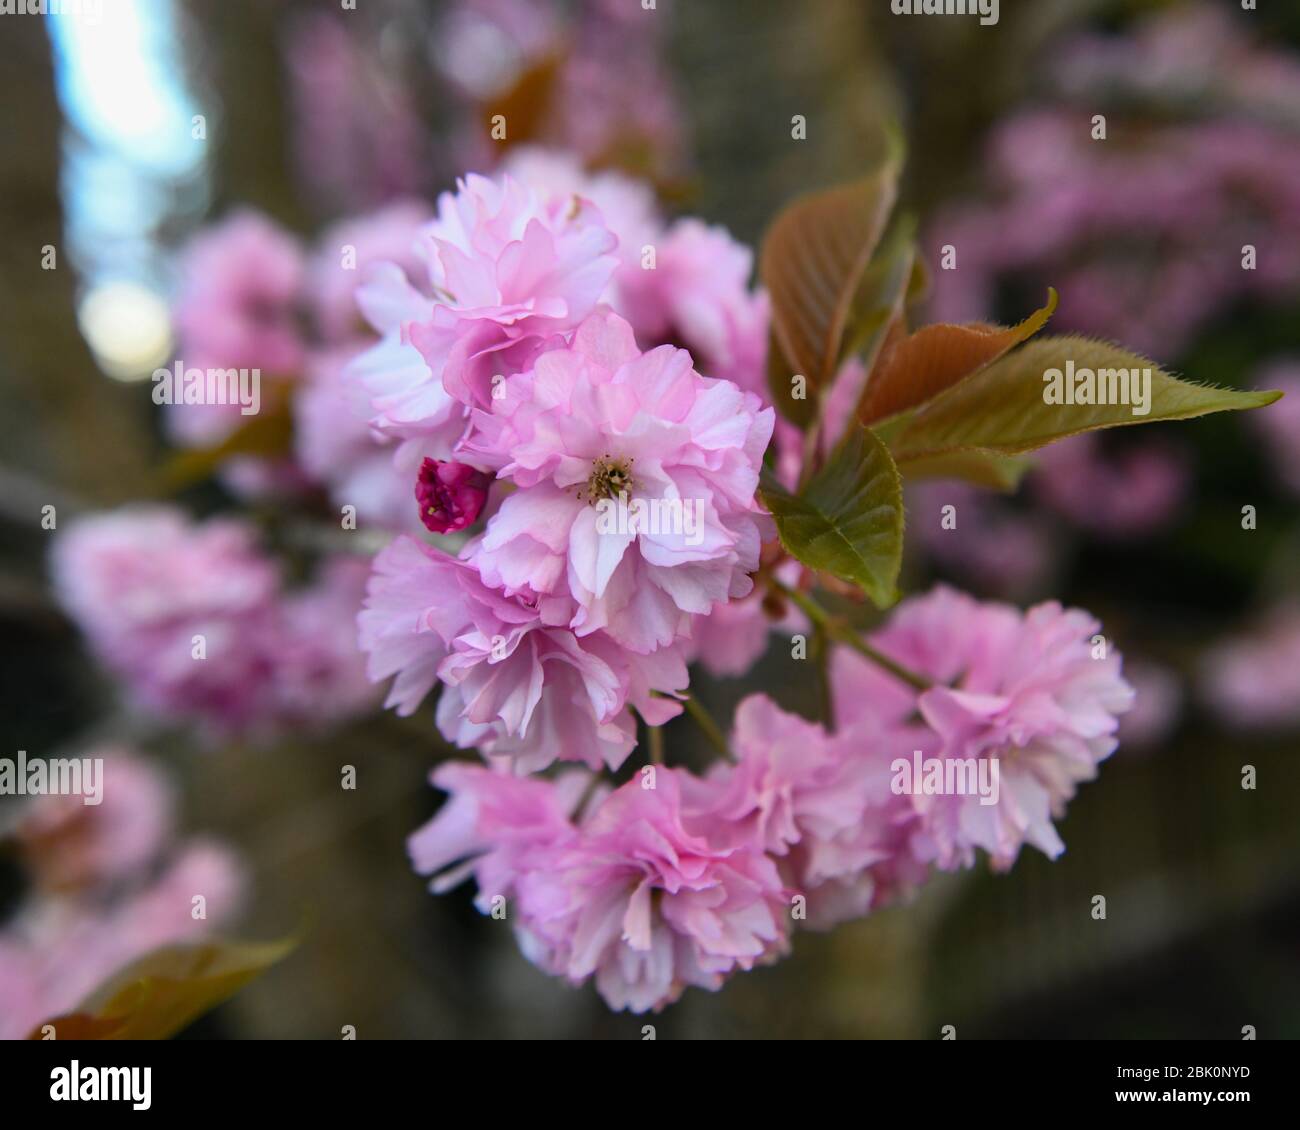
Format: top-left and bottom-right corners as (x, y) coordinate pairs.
(760, 424), (903, 607)
(891, 335), (1283, 461)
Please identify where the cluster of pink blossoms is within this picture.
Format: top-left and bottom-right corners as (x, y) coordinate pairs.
(0, 749), (243, 1038)
(51, 507), (375, 740)
(65, 142), (1144, 1012)
(339, 164), (1134, 1010)
(167, 202), (442, 527)
(408, 587), (1131, 1011)
(352, 165), (780, 776)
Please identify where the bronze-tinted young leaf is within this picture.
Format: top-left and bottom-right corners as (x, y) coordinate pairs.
(858, 289), (1058, 424)
(484, 55), (561, 150)
(759, 148), (901, 401)
(28, 935), (296, 1041)
(759, 424), (903, 608)
(891, 335), (1284, 461)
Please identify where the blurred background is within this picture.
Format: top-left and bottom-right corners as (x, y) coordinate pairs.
(2, 0), (1299, 1038)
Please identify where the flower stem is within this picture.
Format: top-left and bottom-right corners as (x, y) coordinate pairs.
(683, 695), (736, 763)
(771, 579), (932, 692)
(797, 417), (823, 492)
(575, 771), (605, 821)
(647, 722), (664, 765)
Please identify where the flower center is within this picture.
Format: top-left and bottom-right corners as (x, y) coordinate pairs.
(583, 455), (634, 503)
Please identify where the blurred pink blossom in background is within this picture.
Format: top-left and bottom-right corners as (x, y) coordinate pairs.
(0, 750), (243, 1039)
(171, 209), (305, 376)
(927, 6), (1300, 355)
(1201, 603), (1300, 731)
(283, 11), (431, 212)
(1250, 362), (1300, 496)
(1031, 433), (1189, 540)
(51, 507), (375, 738)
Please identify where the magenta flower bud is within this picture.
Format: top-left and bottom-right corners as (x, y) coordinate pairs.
(415, 458), (491, 534)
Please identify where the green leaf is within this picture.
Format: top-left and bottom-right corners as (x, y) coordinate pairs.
(898, 450), (1033, 492)
(904, 253), (930, 309)
(766, 330), (814, 428)
(160, 383), (295, 492)
(28, 935), (296, 1040)
(839, 215), (917, 369)
(760, 423), (903, 607)
(758, 140), (902, 421)
(891, 335), (1284, 461)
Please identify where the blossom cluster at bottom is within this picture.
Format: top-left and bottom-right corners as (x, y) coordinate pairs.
(409, 586), (1134, 1012)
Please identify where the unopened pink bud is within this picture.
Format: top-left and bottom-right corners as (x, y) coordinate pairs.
(415, 458), (491, 534)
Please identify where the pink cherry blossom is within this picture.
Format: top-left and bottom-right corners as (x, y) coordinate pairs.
(1201, 603), (1300, 730)
(353, 172), (619, 437)
(830, 586), (1133, 871)
(619, 218), (766, 384)
(268, 555), (379, 728)
(680, 594), (778, 678)
(50, 507), (374, 737)
(308, 200), (434, 344)
(293, 348), (414, 530)
(51, 507), (279, 632)
(1118, 659), (1183, 751)
(359, 535), (687, 773)
(499, 147), (664, 298)
(515, 770), (789, 1013)
(495, 152), (769, 392)
(681, 559), (806, 680)
(468, 309), (774, 653)
(172, 209), (306, 374)
(0, 840), (244, 1040)
(0, 750), (243, 1040)
(408, 761), (589, 911)
(13, 748), (174, 893)
(688, 695), (927, 930)
(347, 262), (468, 457)
(408, 761), (790, 1011)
